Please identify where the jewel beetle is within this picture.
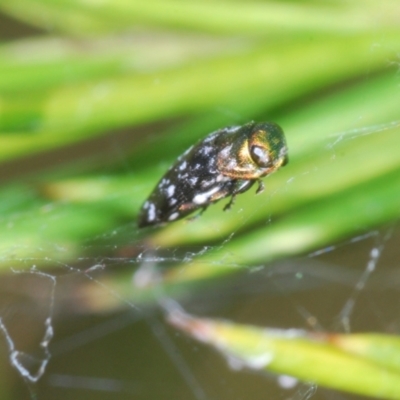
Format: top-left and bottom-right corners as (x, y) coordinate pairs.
(138, 121), (288, 227)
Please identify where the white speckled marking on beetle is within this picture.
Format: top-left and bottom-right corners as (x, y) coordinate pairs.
(159, 178), (171, 188)
(166, 185), (175, 197)
(219, 144), (232, 159)
(224, 126), (241, 134)
(227, 160), (236, 169)
(193, 186), (221, 204)
(168, 212), (179, 221)
(200, 146), (212, 155)
(216, 174), (229, 182)
(147, 203), (156, 222)
(200, 178), (216, 188)
(202, 131), (219, 143)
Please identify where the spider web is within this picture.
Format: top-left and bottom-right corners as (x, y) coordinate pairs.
(0, 118), (399, 400)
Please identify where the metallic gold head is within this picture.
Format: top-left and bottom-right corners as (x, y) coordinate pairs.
(217, 121), (288, 179)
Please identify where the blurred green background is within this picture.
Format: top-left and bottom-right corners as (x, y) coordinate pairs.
(0, 1), (400, 399)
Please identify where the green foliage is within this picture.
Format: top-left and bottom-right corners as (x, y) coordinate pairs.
(168, 310), (400, 399)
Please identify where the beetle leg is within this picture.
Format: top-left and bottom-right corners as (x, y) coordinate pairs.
(256, 179), (264, 194)
(223, 195), (236, 211)
(187, 205), (209, 221)
(223, 179), (255, 211)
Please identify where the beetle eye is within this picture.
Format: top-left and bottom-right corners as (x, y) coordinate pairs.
(281, 154), (289, 166)
(250, 145), (272, 167)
